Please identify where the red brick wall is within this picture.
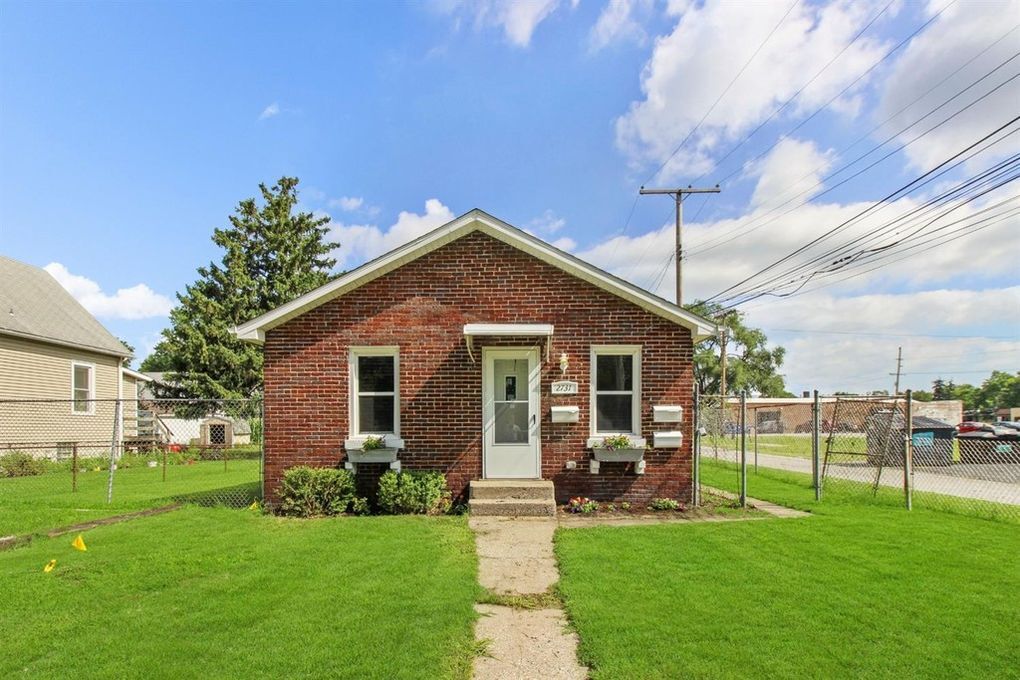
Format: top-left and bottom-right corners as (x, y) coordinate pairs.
(263, 231), (695, 506)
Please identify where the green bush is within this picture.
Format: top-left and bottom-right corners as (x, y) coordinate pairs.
(377, 470), (451, 515)
(0, 451), (49, 477)
(277, 466), (361, 517)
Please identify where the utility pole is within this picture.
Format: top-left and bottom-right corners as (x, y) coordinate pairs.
(890, 346), (903, 395)
(639, 184), (720, 306)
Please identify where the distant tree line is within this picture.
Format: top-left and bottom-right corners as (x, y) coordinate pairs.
(912, 371), (1020, 417)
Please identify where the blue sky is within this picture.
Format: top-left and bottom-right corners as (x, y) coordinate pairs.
(2, 0), (1018, 393)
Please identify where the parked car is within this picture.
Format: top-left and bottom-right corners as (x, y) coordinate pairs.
(956, 422), (1018, 440)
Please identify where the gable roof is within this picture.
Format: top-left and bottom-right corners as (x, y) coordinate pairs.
(0, 255), (131, 358)
(234, 209), (718, 342)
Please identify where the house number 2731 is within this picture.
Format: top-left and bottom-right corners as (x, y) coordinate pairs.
(551, 381), (578, 395)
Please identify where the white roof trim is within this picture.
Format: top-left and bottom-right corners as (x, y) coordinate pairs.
(234, 209), (717, 343)
(463, 323), (554, 337)
(122, 367), (153, 382)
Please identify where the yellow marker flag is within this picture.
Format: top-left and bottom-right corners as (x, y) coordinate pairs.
(43, 559), (57, 573)
(71, 535), (87, 552)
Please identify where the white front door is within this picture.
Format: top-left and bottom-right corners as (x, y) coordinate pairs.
(482, 348), (541, 478)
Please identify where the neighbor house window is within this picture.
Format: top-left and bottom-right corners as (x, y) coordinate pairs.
(350, 347), (399, 435)
(591, 346), (641, 435)
(71, 362), (94, 414)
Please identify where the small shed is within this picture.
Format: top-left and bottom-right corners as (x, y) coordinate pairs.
(198, 416), (252, 448)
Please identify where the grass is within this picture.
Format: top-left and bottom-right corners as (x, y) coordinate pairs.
(704, 432), (867, 459)
(0, 507), (480, 679)
(556, 459), (1020, 679)
(0, 460), (259, 537)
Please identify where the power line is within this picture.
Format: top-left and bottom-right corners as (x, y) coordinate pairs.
(727, 203), (1020, 310)
(731, 155), (1020, 300)
(722, 176), (1020, 307)
(644, 0), (800, 185)
(710, 0), (959, 190)
(761, 329), (1020, 339)
(685, 54), (1020, 258)
(706, 115), (1020, 304)
(689, 0), (897, 188)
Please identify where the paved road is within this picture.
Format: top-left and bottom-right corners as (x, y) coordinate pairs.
(706, 449), (1020, 507)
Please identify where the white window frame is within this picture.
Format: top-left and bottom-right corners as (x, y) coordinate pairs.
(589, 345), (642, 442)
(70, 361), (95, 415)
(348, 346), (401, 446)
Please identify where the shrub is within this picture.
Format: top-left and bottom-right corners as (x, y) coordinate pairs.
(648, 497), (682, 511)
(278, 466), (361, 517)
(0, 451), (48, 477)
(377, 470), (451, 515)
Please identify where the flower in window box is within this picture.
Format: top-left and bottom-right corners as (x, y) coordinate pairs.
(599, 434), (633, 451)
(362, 435), (387, 452)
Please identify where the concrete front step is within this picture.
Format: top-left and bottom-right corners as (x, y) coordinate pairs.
(469, 498), (557, 517)
(470, 479), (555, 501)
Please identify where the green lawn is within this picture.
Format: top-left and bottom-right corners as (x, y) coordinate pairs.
(556, 459), (1020, 679)
(0, 507), (479, 679)
(703, 432), (867, 459)
(0, 460), (260, 537)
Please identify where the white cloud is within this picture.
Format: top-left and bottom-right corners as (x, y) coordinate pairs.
(259, 102), (280, 120)
(434, 0), (562, 47)
(328, 199), (456, 268)
(615, 0), (889, 180)
(746, 137), (835, 210)
(329, 196), (364, 212)
(740, 287), (1020, 393)
(528, 209), (567, 234)
(44, 263), (173, 320)
(877, 0), (1020, 171)
(590, 0), (652, 51)
(525, 210), (575, 250)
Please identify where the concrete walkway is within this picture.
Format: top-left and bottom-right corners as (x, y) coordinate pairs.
(469, 516), (587, 680)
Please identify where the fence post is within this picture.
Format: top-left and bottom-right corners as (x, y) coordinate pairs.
(904, 389), (913, 511)
(812, 389), (821, 500)
(106, 399), (121, 504)
(693, 386), (701, 507)
(72, 443), (78, 493)
(739, 391), (747, 508)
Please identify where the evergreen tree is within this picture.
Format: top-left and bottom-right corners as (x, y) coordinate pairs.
(142, 177), (338, 398)
(685, 300), (791, 397)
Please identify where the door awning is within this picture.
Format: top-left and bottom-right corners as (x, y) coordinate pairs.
(463, 323), (554, 362)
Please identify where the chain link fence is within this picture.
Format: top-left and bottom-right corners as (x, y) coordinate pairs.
(0, 398), (263, 517)
(695, 391), (1019, 521)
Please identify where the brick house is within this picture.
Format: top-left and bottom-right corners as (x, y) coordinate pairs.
(235, 210), (716, 511)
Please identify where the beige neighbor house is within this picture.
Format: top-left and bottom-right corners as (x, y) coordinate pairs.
(0, 255), (150, 460)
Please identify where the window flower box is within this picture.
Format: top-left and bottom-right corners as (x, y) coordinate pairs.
(587, 435), (647, 462)
(345, 435), (404, 464)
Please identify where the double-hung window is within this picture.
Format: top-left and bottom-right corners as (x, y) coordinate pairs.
(591, 346), (641, 435)
(71, 361), (94, 414)
(350, 347), (399, 437)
